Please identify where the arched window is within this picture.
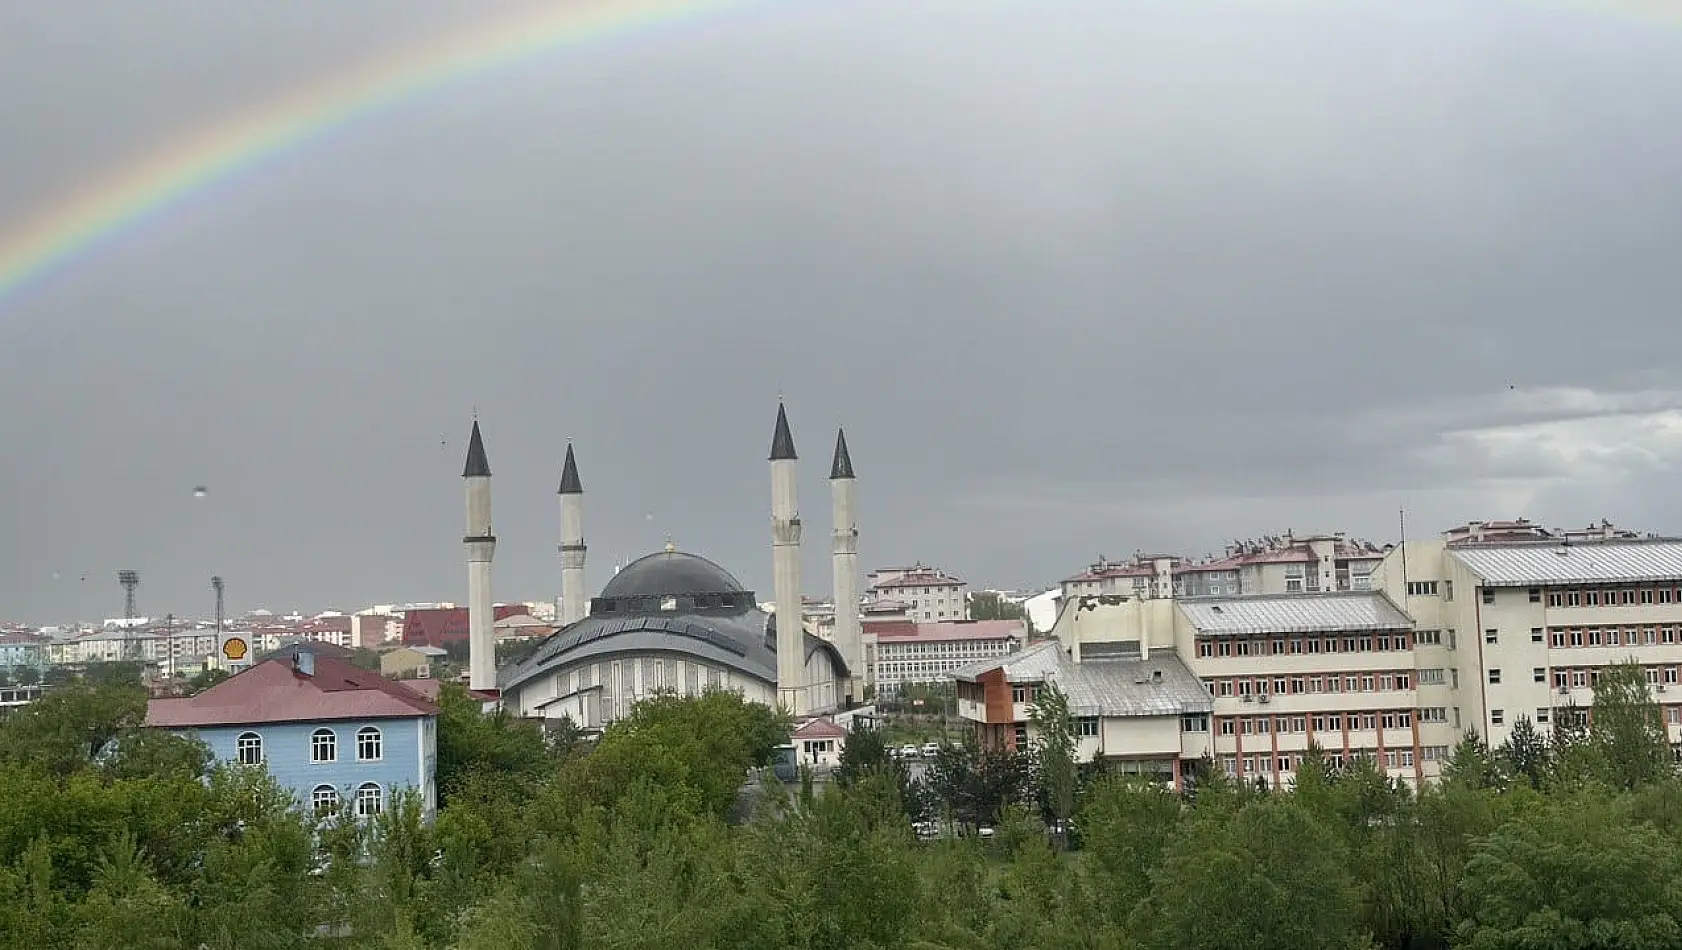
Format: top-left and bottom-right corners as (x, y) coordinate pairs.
(311, 728), (337, 763)
(356, 783), (383, 817)
(311, 784), (339, 812)
(356, 726), (382, 762)
(236, 732), (263, 765)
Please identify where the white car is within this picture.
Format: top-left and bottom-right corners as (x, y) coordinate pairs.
(921, 742), (940, 758)
(898, 744), (920, 759)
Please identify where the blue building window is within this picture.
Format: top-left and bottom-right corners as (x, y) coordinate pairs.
(356, 783), (383, 817)
(237, 732), (264, 765)
(312, 784), (339, 813)
(311, 729), (337, 763)
(357, 727), (382, 762)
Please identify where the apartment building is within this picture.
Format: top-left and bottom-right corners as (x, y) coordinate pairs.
(864, 618), (1023, 693)
(1060, 534), (1388, 602)
(957, 588), (1450, 788)
(1370, 521), (1682, 758)
(866, 565), (970, 621)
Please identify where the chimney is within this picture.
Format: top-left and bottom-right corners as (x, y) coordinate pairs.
(295, 650), (315, 677)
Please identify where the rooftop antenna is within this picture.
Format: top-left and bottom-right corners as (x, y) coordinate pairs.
(117, 570), (141, 660)
(212, 575), (225, 638)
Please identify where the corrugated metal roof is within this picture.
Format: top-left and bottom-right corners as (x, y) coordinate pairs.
(951, 642), (1212, 718)
(1177, 592), (1412, 636)
(1449, 540), (1682, 587)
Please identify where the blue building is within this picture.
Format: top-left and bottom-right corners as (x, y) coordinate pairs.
(147, 649), (440, 819)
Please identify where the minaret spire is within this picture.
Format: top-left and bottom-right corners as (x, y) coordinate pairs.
(462, 419), (497, 693)
(830, 427), (855, 480)
(829, 426), (862, 704)
(463, 420), (491, 477)
(770, 401), (798, 461)
(770, 400), (806, 715)
(558, 441), (588, 627)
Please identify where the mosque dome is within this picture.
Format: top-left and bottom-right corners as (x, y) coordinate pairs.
(598, 550), (748, 600)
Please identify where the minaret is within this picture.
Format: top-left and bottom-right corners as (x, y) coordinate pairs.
(829, 428), (863, 705)
(557, 442), (587, 627)
(770, 400), (806, 715)
(462, 420), (497, 693)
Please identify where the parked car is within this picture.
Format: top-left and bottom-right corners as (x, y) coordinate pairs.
(920, 742), (940, 758)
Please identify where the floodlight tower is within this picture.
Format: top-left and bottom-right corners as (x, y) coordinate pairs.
(212, 575), (225, 635)
(117, 570), (140, 661)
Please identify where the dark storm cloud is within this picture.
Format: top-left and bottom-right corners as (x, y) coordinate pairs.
(3, 0), (1682, 622)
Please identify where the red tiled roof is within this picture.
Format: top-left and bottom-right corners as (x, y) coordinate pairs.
(878, 619), (1025, 642)
(793, 718), (848, 740)
(146, 653), (439, 728)
(863, 620), (917, 638)
(401, 605), (530, 646)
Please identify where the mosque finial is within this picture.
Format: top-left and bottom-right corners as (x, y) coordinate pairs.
(665, 531), (676, 554)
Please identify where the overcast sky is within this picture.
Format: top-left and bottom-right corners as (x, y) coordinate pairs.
(3, 0), (1681, 625)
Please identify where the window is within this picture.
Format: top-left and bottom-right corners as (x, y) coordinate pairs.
(1012, 723), (1028, 747)
(1482, 588), (1495, 605)
(356, 783), (384, 817)
(1488, 669), (1502, 685)
(357, 727), (382, 761)
(1490, 709), (1505, 726)
(1416, 629), (1442, 646)
(1533, 667), (1546, 682)
(236, 732), (263, 766)
(1419, 707), (1447, 723)
(1536, 709), (1550, 724)
(1419, 668), (1445, 685)
(1181, 714), (1209, 732)
(312, 784), (339, 812)
(1485, 628), (1499, 644)
(1076, 717), (1099, 738)
(1532, 627), (1544, 643)
(1528, 587), (1541, 603)
(311, 728), (337, 763)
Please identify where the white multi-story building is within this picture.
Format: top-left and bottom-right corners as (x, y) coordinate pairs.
(1370, 521), (1682, 758)
(866, 565), (970, 622)
(963, 519), (1682, 790)
(865, 619), (1023, 693)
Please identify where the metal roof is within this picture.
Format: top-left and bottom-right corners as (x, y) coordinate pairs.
(1449, 540), (1682, 587)
(951, 642), (1212, 718)
(1177, 592), (1412, 636)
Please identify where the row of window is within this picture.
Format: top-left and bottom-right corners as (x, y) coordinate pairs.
(1060, 713), (1212, 741)
(1196, 632), (1414, 659)
(1220, 747), (1418, 775)
(1541, 625), (1682, 648)
(1491, 664), (1682, 689)
(1204, 671), (1415, 698)
(1218, 709), (1416, 736)
(235, 726), (383, 766)
(1410, 583), (1682, 606)
(311, 782), (386, 817)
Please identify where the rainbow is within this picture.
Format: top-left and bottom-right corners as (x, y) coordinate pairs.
(1, 0), (1676, 312)
(0, 0), (768, 310)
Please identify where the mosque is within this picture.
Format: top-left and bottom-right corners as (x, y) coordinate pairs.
(455, 402), (864, 729)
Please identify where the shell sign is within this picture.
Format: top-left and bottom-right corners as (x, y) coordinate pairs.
(221, 637), (249, 662)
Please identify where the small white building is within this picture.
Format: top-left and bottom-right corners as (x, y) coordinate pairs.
(867, 566), (970, 622)
(793, 717), (848, 768)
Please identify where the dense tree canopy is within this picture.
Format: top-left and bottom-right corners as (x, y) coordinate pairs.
(0, 669), (1675, 949)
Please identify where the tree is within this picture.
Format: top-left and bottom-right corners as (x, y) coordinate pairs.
(1028, 682), (1077, 844)
(1587, 660), (1672, 789)
(1441, 730), (1503, 791)
(1138, 797), (1368, 950)
(969, 592), (1026, 622)
(1458, 793), (1682, 950)
(1494, 715), (1550, 789)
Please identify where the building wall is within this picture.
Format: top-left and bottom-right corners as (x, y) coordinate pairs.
(866, 633), (1016, 691)
(1372, 538), (1682, 758)
(505, 649), (843, 727)
(179, 715), (436, 819)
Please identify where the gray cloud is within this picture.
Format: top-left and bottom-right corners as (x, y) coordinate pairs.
(3, 0), (1682, 621)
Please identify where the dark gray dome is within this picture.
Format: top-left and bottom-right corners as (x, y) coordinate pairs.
(598, 550), (746, 599)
